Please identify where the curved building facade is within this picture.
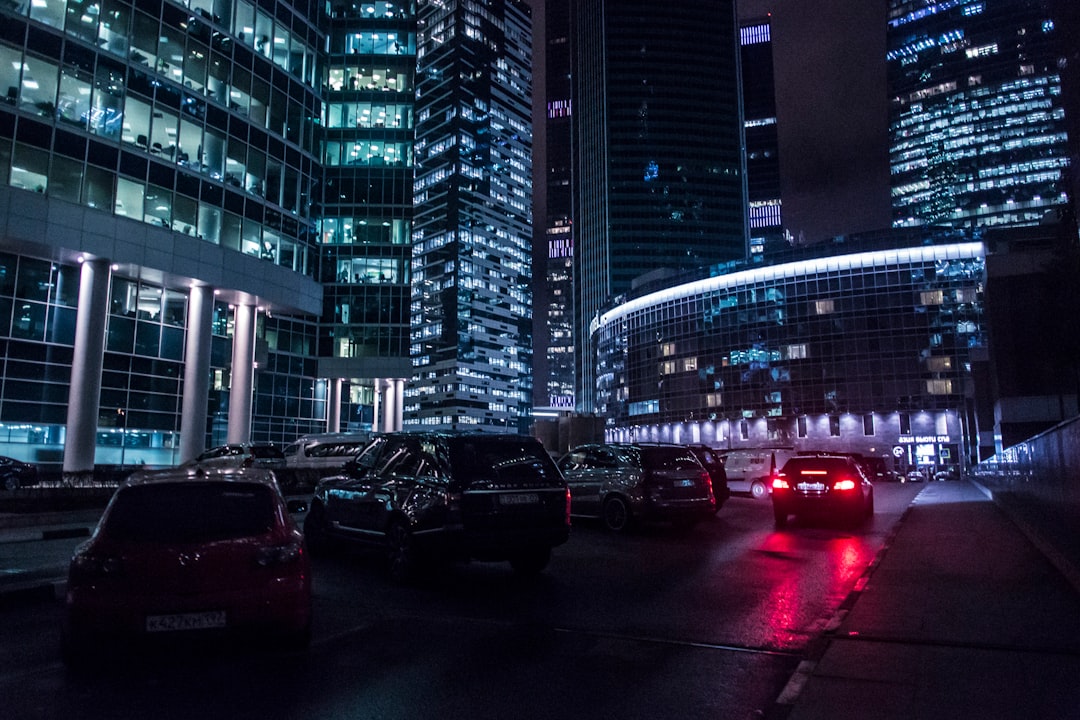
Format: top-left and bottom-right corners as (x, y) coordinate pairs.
(0, 0), (323, 472)
(593, 231), (987, 475)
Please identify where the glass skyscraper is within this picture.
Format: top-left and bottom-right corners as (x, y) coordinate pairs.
(571, 0), (747, 413)
(537, 0), (575, 412)
(407, 0), (534, 431)
(740, 17), (782, 254)
(888, 0), (1072, 228)
(315, 1), (416, 435)
(0, 0), (325, 473)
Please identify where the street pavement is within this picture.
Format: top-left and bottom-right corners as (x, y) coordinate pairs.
(2, 481), (1079, 719)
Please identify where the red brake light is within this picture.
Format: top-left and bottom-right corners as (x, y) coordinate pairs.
(833, 478), (857, 491)
(772, 476), (789, 490)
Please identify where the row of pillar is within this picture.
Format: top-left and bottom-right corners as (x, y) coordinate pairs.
(59, 259), (407, 476)
(61, 259), (257, 477)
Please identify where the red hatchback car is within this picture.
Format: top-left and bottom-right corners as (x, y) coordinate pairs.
(62, 468), (312, 662)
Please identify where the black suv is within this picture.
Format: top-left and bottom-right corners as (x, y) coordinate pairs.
(303, 432), (571, 581)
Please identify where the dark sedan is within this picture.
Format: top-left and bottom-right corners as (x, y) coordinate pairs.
(0, 456), (37, 491)
(771, 454), (874, 527)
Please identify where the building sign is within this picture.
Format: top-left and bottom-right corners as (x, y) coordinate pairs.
(898, 435), (951, 444)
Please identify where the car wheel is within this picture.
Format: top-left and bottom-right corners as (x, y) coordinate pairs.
(773, 506), (788, 528)
(865, 491), (875, 518)
(2, 475), (17, 491)
(302, 501), (332, 555)
(601, 495), (632, 532)
(387, 520), (420, 583)
(510, 546), (551, 575)
(751, 480), (768, 500)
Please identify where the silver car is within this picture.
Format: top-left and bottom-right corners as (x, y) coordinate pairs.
(557, 443), (717, 532)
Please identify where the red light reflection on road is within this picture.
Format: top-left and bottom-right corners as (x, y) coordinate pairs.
(756, 530), (877, 651)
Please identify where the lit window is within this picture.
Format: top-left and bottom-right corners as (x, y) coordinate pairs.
(920, 290), (944, 305)
(786, 344), (808, 359)
(814, 299), (835, 315)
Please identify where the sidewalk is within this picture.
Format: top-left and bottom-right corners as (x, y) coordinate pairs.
(777, 480), (1080, 720)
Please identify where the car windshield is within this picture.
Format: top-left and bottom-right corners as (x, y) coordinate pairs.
(251, 445), (284, 459)
(103, 482), (276, 543)
(449, 438), (559, 486)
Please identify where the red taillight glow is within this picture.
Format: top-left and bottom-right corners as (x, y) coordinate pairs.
(772, 477), (789, 490)
(833, 479), (857, 491)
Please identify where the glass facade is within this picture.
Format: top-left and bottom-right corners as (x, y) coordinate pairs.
(593, 229), (986, 469)
(314, 0), (416, 433)
(571, 0), (747, 413)
(405, 0), (534, 431)
(741, 18), (782, 253)
(0, 0), (324, 468)
(538, 0), (574, 411)
(888, 0), (1072, 228)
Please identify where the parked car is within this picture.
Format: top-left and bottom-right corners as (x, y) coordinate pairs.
(282, 432), (369, 489)
(557, 443), (717, 532)
(182, 443), (286, 474)
(903, 468), (926, 483)
(0, 456), (37, 490)
(718, 447), (797, 500)
(303, 432), (571, 581)
(686, 444), (730, 511)
(771, 454), (874, 528)
(61, 467), (312, 663)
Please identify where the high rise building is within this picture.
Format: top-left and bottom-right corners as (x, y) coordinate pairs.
(571, 0), (748, 413)
(315, 1), (416, 435)
(0, 0), (325, 473)
(407, 0), (534, 431)
(888, 0), (1073, 228)
(740, 17), (783, 255)
(535, 0), (575, 413)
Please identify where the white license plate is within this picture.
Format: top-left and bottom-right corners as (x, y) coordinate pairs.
(499, 493), (539, 505)
(146, 610), (227, 633)
(797, 482), (826, 492)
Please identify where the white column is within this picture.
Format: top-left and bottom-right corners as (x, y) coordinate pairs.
(179, 285), (214, 464)
(327, 378), (342, 433)
(392, 379), (404, 431)
(372, 380), (383, 433)
(227, 303), (256, 443)
(63, 259), (111, 477)
(382, 379), (397, 433)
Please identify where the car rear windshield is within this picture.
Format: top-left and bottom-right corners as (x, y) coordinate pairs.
(634, 446), (702, 472)
(104, 482), (276, 543)
(449, 438), (561, 486)
(783, 457), (857, 477)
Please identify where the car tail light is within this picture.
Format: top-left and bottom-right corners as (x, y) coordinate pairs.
(565, 487), (572, 525)
(69, 552), (124, 581)
(255, 540), (304, 567)
(832, 478), (857, 491)
(771, 474), (789, 490)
